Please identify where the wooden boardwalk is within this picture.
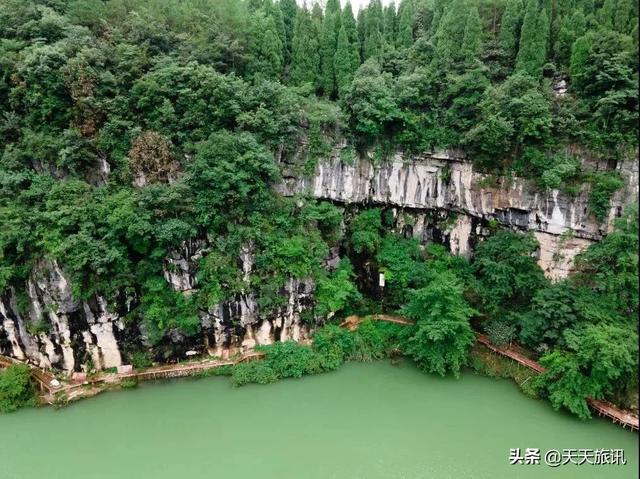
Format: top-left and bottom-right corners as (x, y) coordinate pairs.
(116, 351), (266, 383)
(340, 314), (414, 330)
(476, 333), (639, 431)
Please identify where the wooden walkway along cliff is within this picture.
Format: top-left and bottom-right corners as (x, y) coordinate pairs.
(340, 314), (414, 330)
(476, 333), (639, 432)
(116, 351), (266, 383)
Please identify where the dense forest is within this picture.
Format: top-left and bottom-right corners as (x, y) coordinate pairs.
(0, 0), (638, 418)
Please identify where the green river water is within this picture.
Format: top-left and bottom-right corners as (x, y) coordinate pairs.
(1, 361), (637, 479)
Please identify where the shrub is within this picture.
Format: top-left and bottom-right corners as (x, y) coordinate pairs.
(0, 364), (37, 413)
(261, 341), (324, 379)
(588, 172), (624, 221)
(231, 361), (278, 387)
(348, 320), (387, 362)
(130, 351), (153, 369)
(484, 319), (516, 347)
(312, 325), (353, 370)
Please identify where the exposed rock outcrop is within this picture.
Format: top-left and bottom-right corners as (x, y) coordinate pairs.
(1, 147), (636, 371)
(278, 147), (638, 279)
(0, 260), (124, 372)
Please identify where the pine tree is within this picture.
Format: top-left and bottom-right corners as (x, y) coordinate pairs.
(396, 0), (415, 48)
(515, 0), (549, 77)
(311, 2), (323, 25)
(334, 23), (360, 97)
(554, 11), (586, 67)
(432, 0), (468, 70)
(461, 6), (482, 63)
(266, 0), (287, 55)
(326, 0), (340, 17)
(246, 10), (284, 79)
(290, 6), (321, 87)
(364, 0), (384, 59)
(429, 0), (447, 37)
(357, 7), (367, 59)
(499, 0), (524, 60)
(383, 5), (396, 46)
(342, 2), (359, 47)
(280, 0), (297, 62)
(319, 9), (340, 96)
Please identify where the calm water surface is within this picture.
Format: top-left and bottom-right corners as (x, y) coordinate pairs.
(1, 361), (637, 479)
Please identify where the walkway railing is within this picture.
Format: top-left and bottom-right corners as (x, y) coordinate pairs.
(475, 333), (639, 431)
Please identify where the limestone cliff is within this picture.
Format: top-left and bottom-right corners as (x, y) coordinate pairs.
(1, 146), (637, 373)
(0, 247), (313, 373)
(278, 147), (638, 279)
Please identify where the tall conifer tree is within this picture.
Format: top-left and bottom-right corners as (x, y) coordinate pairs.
(290, 6), (321, 87)
(432, 0), (468, 70)
(357, 7), (367, 59)
(319, 0), (342, 96)
(396, 0), (415, 48)
(364, 0), (384, 59)
(383, 5), (396, 46)
(461, 6), (482, 63)
(515, 0), (549, 77)
(334, 23), (360, 97)
(246, 10), (284, 79)
(499, 0), (524, 61)
(280, 0), (298, 63)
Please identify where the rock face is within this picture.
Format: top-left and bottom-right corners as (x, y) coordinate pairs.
(165, 241), (314, 357)
(0, 260), (124, 372)
(278, 148), (638, 280)
(0, 245), (314, 373)
(1, 146), (636, 372)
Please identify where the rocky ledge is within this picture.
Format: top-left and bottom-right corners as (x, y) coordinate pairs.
(278, 147), (638, 279)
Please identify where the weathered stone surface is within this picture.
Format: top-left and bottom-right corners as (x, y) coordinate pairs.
(278, 147), (638, 279)
(0, 260), (124, 373)
(2, 147), (636, 370)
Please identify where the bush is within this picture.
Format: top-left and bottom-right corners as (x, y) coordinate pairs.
(0, 364), (37, 413)
(231, 361), (278, 387)
(588, 172), (624, 221)
(261, 341), (324, 379)
(348, 320), (388, 362)
(312, 325), (353, 370)
(484, 319), (516, 347)
(130, 351), (153, 369)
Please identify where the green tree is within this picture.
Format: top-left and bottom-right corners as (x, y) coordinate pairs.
(396, 0), (415, 48)
(473, 230), (547, 314)
(186, 130), (279, 228)
(314, 258), (361, 318)
(383, 4), (396, 46)
(534, 323), (638, 418)
(553, 11), (586, 67)
(515, 0), (549, 77)
(348, 208), (384, 255)
(342, 1), (359, 47)
(319, 4), (340, 97)
(461, 5), (482, 63)
(343, 60), (401, 139)
(280, 0), (298, 62)
(499, 0), (524, 61)
(290, 6), (321, 87)
(401, 271), (476, 377)
(364, 0), (384, 59)
(246, 10), (284, 79)
(0, 364), (37, 413)
(334, 23), (360, 97)
(431, 0), (469, 70)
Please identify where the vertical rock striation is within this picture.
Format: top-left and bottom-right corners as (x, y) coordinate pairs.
(278, 148), (638, 279)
